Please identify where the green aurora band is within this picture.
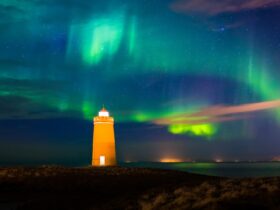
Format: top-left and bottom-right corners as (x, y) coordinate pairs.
(66, 8), (280, 137)
(1, 1), (280, 138)
(168, 124), (217, 137)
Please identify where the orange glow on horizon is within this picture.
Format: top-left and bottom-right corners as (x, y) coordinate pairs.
(215, 159), (223, 163)
(160, 158), (183, 163)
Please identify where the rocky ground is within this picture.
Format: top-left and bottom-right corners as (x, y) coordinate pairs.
(0, 166), (279, 210)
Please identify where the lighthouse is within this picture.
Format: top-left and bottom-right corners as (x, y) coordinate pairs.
(92, 106), (116, 166)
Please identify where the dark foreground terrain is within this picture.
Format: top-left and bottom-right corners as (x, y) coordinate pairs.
(0, 166), (279, 210)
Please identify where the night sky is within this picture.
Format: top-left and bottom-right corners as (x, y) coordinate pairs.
(1, 0), (280, 165)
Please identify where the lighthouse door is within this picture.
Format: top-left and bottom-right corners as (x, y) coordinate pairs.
(100, 155), (105, 166)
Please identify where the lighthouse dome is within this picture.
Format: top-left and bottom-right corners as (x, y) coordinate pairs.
(98, 107), (109, 117)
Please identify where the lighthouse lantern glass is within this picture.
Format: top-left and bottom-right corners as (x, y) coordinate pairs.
(99, 111), (109, 117)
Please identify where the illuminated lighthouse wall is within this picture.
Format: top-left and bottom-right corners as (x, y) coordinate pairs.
(92, 107), (116, 166)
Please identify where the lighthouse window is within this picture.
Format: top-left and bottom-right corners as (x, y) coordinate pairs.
(100, 156), (105, 166)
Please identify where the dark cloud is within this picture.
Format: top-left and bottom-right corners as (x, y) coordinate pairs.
(0, 4), (26, 24)
(0, 0), (99, 26)
(0, 59), (30, 69)
(0, 78), (69, 93)
(0, 5), (24, 14)
(0, 95), (53, 118)
(0, 0), (163, 26)
(0, 78), (72, 118)
(1, 0), (123, 25)
(170, 0), (280, 16)
(0, 95), (82, 119)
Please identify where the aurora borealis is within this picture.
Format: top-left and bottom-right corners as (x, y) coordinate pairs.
(1, 0), (280, 164)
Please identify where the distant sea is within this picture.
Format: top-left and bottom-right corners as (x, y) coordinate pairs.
(120, 162), (280, 178)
